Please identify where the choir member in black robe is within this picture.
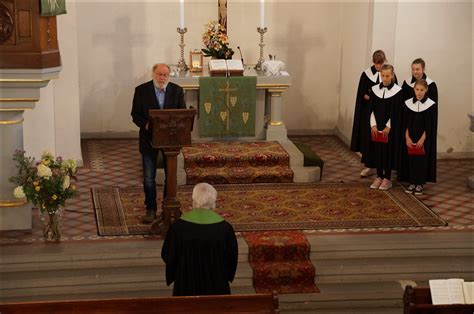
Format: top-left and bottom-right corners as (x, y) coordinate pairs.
(401, 59), (438, 166)
(401, 58), (438, 103)
(398, 80), (437, 195)
(364, 64), (403, 190)
(350, 50), (387, 177)
(161, 183), (238, 296)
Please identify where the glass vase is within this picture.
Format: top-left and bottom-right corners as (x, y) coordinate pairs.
(40, 207), (63, 241)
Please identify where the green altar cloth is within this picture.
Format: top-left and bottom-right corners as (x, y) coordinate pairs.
(198, 76), (257, 137)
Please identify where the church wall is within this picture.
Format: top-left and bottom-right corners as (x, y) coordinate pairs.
(76, 1), (216, 134)
(337, 2), (373, 144)
(393, 1), (473, 156)
(76, 1), (343, 135)
(22, 2), (83, 163)
(55, 2), (83, 163)
(250, 1), (343, 132)
(50, 1), (471, 156)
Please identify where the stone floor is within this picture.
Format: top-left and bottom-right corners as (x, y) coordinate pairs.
(1, 135), (472, 244)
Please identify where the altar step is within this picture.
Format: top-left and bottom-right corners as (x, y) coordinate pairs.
(1, 232), (472, 314)
(157, 140), (321, 185)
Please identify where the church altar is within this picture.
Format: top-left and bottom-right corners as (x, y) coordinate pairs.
(161, 67), (320, 185)
(170, 67), (291, 142)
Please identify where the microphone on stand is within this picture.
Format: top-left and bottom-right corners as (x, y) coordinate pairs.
(237, 46), (244, 66)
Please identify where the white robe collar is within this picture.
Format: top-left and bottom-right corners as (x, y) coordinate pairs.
(372, 83), (402, 99)
(364, 66), (381, 83)
(405, 75), (434, 88)
(405, 97), (436, 112)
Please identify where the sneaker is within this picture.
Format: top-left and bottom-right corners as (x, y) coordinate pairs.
(379, 179), (393, 190)
(142, 211), (157, 224)
(361, 167), (376, 178)
(414, 185), (423, 195)
(370, 177), (383, 189)
(405, 184), (416, 193)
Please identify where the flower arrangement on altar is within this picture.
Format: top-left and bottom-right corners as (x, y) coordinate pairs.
(9, 150), (78, 240)
(202, 20), (234, 59)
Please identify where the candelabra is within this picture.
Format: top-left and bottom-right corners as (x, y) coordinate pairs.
(176, 27), (188, 72)
(254, 27), (268, 71)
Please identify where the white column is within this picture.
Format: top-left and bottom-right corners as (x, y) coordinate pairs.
(0, 68), (60, 230)
(266, 87), (288, 141)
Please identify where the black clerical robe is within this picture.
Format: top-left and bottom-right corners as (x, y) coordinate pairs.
(161, 208), (238, 296)
(350, 66), (381, 163)
(398, 97), (437, 184)
(401, 74), (438, 103)
(364, 82), (403, 171)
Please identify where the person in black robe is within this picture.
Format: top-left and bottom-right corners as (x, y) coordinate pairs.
(161, 183), (238, 296)
(398, 80), (437, 195)
(401, 58), (438, 103)
(401, 58), (438, 165)
(350, 50), (386, 177)
(364, 64), (403, 190)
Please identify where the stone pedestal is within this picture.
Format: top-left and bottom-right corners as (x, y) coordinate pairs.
(0, 67), (60, 230)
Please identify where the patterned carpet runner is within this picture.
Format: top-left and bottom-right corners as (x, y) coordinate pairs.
(243, 231), (320, 294)
(182, 142), (293, 184)
(91, 183), (446, 236)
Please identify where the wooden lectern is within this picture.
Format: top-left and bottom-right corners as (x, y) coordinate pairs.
(148, 109), (196, 234)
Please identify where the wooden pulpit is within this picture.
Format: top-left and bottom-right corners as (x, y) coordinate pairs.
(148, 109), (196, 234)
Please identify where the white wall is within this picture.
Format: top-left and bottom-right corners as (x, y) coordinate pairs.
(55, 2), (82, 163)
(393, 1), (473, 155)
(338, 1), (372, 143)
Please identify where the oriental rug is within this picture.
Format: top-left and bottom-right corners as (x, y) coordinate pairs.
(243, 230), (320, 294)
(182, 141), (293, 184)
(91, 182), (446, 236)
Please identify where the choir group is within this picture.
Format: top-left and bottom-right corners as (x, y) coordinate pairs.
(350, 51), (438, 195)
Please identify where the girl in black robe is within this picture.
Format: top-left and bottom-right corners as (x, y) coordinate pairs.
(401, 58), (438, 103)
(350, 50), (386, 177)
(364, 64), (403, 190)
(398, 79), (437, 195)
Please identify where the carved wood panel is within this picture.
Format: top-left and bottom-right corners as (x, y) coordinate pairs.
(0, 1), (15, 45)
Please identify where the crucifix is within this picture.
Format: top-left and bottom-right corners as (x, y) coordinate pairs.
(218, 0), (227, 31)
(218, 80), (238, 131)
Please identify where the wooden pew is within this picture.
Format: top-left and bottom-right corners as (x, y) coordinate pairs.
(403, 285), (474, 314)
(0, 292), (279, 314)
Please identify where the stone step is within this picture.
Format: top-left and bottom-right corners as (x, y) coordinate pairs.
(1, 231), (473, 314)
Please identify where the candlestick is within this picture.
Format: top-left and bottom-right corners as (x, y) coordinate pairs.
(177, 27), (188, 72)
(179, 0), (185, 29)
(254, 27), (267, 71)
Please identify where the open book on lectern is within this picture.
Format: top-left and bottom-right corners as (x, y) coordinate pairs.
(209, 60), (244, 76)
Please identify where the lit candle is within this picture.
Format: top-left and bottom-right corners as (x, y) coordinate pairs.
(260, 0), (265, 29)
(179, 0), (185, 29)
